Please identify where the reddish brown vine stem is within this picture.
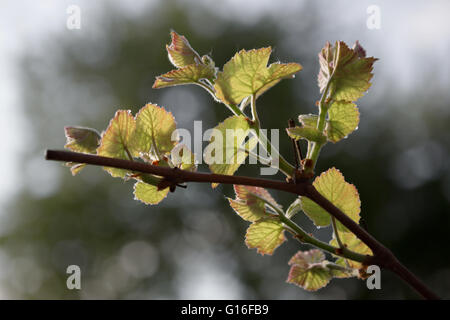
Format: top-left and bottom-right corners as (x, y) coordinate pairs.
(45, 149), (439, 300)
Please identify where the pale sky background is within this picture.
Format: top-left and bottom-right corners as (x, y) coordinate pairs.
(0, 0), (449, 298)
(2, 0), (450, 204)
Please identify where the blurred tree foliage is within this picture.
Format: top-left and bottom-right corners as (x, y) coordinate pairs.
(1, 1), (449, 299)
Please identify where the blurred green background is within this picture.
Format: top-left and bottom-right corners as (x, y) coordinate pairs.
(0, 0), (449, 299)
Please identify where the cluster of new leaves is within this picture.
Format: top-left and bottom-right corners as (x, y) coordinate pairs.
(286, 41), (377, 144)
(227, 177), (368, 291)
(152, 31), (301, 182)
(64, 103), (196, 205)
(62, 31), (377, 293)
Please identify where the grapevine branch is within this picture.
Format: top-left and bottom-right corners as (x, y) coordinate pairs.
(46, 149), (439, 300)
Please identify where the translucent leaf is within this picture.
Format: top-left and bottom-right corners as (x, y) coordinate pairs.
(133, 182), (169, 205)
(64, 126), (101, 175)
(204, 115), (256, 187)
(298, 114), (319, 128)
(300, 167), (360, 232)
(228, 185), (279, 222)
(318, 41), (377, 102)
(245, 218), (285, 255)
(171, 143), (197, 172)
(286, 249), (332, 291)
(286, 126), (326, 144)
(152, 64), (216, 89)
(166, 31), (202, 68)
(326, 101), (360, 143)
(133, 103), (177, 157)
(286, 198), (302, 219)
(64, 126), (101, 153)
(330, 232), (372, 270)
(214, 47), (302, 105)
(65, 163), (86, 176)
(97, 110), (137, 178)
(328, 259), (358, 279)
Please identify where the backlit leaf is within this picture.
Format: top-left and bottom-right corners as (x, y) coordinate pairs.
(214, 47), (302, 105)
(170, 143), (197, 171)
(287, 249), (332, 291)
(64, 126), (101, 153)
(330, 232), (372, 270)
(245, 218), (285, 255)
(298, 114), (319, 128)
(286, 198), (302, 219)
(318, 41), (377, 102)
(97, 110), (137, 178)
(204, 115), (256, 187)
(286, 126), (326, 144)
(64, 126), (101, 175)
(166, 31), (202, 68)
(326, 101), (360, 143)
(228, 185), (279, 222)
(133, 182), (169, 205)
(300, 167), (360, 232)
(152, 64), (216, 89)
(328, 259), (358, 279)
(133, 103), (177, 157)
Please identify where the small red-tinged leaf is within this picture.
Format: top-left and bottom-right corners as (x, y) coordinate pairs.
(286, 249), (332, 291)
(152, 64), (216, 89)
(166, 31), (202, 68)
(228, 185), (280, 222)
(64, 126), (101, 175)
(245, 218), (285, 255)
(214, 47), (302, 105)
(64, 126), (101, 153)
(234, 185), (279, 207)
(318, 41), (377, 102)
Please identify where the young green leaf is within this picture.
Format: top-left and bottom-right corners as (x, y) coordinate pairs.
(64, 126), (101, 153)
(171, 143), (197, 171)
(166, 31), (202, 68)
(97, 110), (137, 178)
(245, 218), (286, 255)
(330, 232), (372, 270)
(204, 115), (257, 187)
(326, 101), (360, 143)
(64, 126), (101, 175)
(214, 47), (302, 105)
(318, 41), (377, 102)
(286, 126), (327, 144)
(228, 185), (279, 222)
(133, 182), (169, 205)
(300, 167), (360, 232)
(133, 103), (177, 158)
(152, 64), (216, 89)
(298, 114), (319, 128)
(286, 198), (302, 219)
(286, 249), (332, 291)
